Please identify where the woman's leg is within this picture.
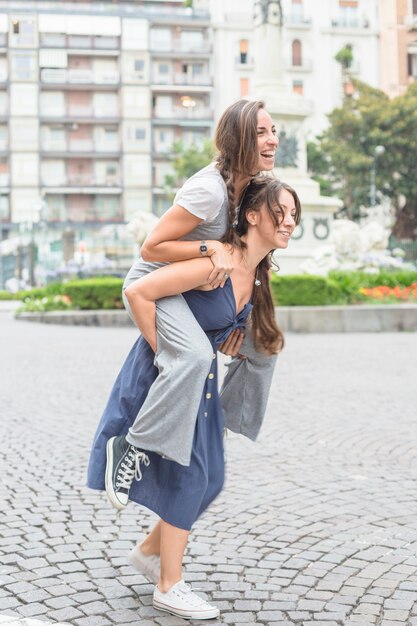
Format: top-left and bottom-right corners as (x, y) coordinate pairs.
(140, 520), (161, 556)
(152, 520), (220, 619)
(158, 520), (189, 591)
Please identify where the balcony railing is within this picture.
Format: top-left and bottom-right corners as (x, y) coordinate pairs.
(153, 106), (212, 120)
(40, 34), (120, 49)
(42, 140), (120, 153)
(331, 17), (370, 29)
(41, 68), (120, 86)
(68, 139), (95, 152)
(0, 34), (7, 47)
(287, 14), (312, 26)
(150, 40), (211, 54)
(285, 58), (313, 71)
(152, 73), (212, 86)
(42, 176), (121, 187)
(67, 105), (94, 117)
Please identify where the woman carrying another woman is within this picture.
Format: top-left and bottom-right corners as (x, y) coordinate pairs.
(102, 99), (280, 503)
(88, 177), (301, 620)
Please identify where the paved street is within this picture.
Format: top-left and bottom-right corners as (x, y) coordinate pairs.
(1, 312), (417, 626)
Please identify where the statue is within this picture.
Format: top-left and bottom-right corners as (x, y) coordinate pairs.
(253, 0), (283, 27)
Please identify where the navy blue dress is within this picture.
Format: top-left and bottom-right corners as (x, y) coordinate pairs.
(87, 279), (252, 531)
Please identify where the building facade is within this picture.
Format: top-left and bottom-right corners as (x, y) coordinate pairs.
(0, 0), (213, 284)
(379, 0), (417, 97)
(0, 0), (415, 285)
(211, 0), (380, 139)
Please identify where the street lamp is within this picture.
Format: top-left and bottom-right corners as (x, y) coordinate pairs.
(370, 145), (385, 207)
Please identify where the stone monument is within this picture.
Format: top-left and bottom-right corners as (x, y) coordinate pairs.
(252, 0), (342, 273)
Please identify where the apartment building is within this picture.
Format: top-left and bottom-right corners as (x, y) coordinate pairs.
(0, 0), (212, 283)
(379, 0), (417, 97)
(211, 0), (379, 137)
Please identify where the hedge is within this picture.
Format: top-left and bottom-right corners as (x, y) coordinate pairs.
(14, 270), (417, 312)
(270, 274), (345, 306)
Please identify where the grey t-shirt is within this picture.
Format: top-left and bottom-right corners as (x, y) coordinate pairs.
(123, 162), (229, 286)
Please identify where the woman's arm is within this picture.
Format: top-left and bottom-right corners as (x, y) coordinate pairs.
(124, 257), (214, 351)
(141, 204), (233, 288)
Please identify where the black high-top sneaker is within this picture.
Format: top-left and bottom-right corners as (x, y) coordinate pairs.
(105, 435), (150, 510)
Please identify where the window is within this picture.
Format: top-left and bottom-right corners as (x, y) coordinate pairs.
(0, 125), (7, 149)
(151, 28), (171, 52)
(134, 59), (144, 72)
(11, 51), (37, 81)
(414, 0), (417, 15)
(10, 17), (36, 47)
(0, 195), (9, 220)
(239, 39), (248, 64)
(240, 77), (249, 97)
(158, 63), (169, 74)
(136, 128), (146, 140)
(291, 0), (303, 24)
(40, 91), (66, 117)
(180, 30), (204, 52)
(95, 195), (120, 220)
(338, 0), (358, 27)
(408, 53), (417, 77)
(292, 40), (302, 66)
(47, 195), (65, 221)
(293, 80), (303, 95)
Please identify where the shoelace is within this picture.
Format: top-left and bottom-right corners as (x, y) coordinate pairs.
(174, 583), (208, 607)
(117, 449), (150, 489)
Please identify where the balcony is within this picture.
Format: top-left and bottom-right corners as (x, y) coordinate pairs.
(286, 15), (312, 28)
(153, 106), (212, 122)
(40, 34), (120, 52)
(235, 55), (254, 68)
(41, 140), (120, 156)
(331, 17), (370, 29)
(42, 176), (122, 194)
(152, 72), (212, 87)
(41, 68), (120, 88)
(151, 40), (211, 55)
(285, 58), (313, 72)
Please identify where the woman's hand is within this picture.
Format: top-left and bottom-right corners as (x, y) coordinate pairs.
(207, 241), (234, 288)
(218, 329), (247, 359)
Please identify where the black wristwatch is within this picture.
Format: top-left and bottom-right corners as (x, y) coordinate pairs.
(200, 240), (208, 256)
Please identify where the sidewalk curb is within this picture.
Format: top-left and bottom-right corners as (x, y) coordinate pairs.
(14, 304), (417, 332)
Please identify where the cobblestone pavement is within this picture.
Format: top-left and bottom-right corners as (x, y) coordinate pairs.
(1, 312), (417, 626)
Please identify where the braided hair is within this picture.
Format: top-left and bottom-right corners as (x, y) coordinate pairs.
(214, 99), (265, 247)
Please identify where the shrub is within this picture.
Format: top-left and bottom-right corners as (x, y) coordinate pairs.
(62, 277), (124, 310)
(270, 274), (345, 306)
(329, 270), (417, 303)
(17, 295), (72, 313)
(17, 277), (124, 311)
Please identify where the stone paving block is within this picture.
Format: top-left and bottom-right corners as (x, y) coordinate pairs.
(73, 615), (113, 626)
(47, 606), (85, 621)
(233, 600), (262, 611)
(16, 602), (50, 617)
(222, 612), (256, 623)
(78, 600), (113, 615)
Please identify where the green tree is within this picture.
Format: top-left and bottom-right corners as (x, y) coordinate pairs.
(164, 139), (215, 201)
(308, 79), (417, 236)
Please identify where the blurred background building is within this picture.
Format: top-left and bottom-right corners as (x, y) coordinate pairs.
(0, 0), (416, 286)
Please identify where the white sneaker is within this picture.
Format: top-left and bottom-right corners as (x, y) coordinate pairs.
(129, 544), (160, 584)
(153, 580), (220, 620)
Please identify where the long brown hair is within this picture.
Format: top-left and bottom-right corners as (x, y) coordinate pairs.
(232, 177), (302, 355)
(215, 99), (265, 246)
